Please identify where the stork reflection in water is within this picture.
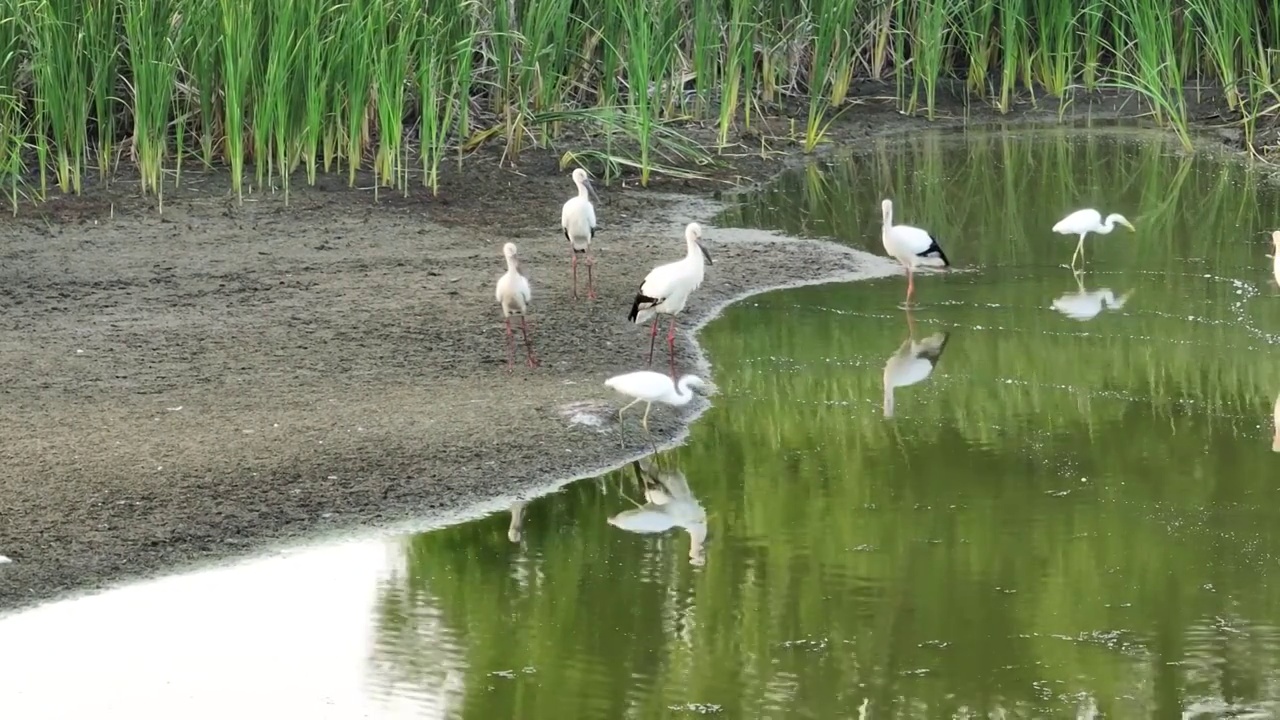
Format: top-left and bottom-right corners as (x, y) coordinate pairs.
(882, 310), (951, 419)
(608, 454), (707, 566)
(1052, 270), (1133, 321)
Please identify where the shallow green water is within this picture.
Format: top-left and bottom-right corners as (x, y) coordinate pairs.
(4, 127), (1280, 719)
(370, 129), (1280, 718)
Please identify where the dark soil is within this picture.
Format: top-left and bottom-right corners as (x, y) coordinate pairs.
(0, 82), (1261, 611)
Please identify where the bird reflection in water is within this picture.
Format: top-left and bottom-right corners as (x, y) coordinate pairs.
(608, 454), (707, 566)
(882, 310), (951, 418)
(1052, 270), (1133, 321)
(507, 500), (527, 543)
(1272, 391), (1279, 453)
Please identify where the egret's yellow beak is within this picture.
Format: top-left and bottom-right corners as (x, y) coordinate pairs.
(1121, 219), (1136, 231)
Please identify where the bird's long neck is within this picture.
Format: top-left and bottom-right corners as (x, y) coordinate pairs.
(882, 207), (893, 228)
(505, 256), (519, 274)
(685, 238), (703, 264)
(576, 181), (590, 201)
(1098, 216), (1119, 234)
(673, 377), (699, 405)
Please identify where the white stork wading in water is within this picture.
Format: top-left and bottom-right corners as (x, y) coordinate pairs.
(880, 199), (951, 307)
(494, 242), (539, 371)
(561, 168), (599, 300)
(628, 222), (713, 372)
(1051, 208), (1135, 270)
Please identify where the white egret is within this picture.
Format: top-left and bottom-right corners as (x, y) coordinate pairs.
(1052, 208), (1135, 269)
(608, 457), (707, 566)
(628, 222), (713, 368)
(1052, 273), (1133, 321)
(604, 370), (706, 431)
(561, 168), (599, 300)
(882, 320), (951, 418)
(880, 199), (951, 307)
(494, 242), (539, 371)
(1272, 231), (1280, 288)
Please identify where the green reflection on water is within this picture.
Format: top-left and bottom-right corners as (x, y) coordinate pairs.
(369, 128), (1280, 719)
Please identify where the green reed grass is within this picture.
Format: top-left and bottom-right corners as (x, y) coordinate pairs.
(4, 0), (1279, 209)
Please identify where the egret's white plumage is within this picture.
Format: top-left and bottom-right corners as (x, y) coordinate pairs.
(604, 370), (706, 431)
(561, 168), (599, 299)
(881, 199), (950, 306)
(494, 242), (539, 370)
(1052, 208), (1135, 268)
(882, 331), (950, 418)
(609, 457), (707, 566)
(629, 223), (713, 367)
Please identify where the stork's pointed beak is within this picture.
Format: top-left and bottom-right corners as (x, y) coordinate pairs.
(586, 177), (600, 204)
(1122, 219), (1136, 231)
(700, 243), (713, 266)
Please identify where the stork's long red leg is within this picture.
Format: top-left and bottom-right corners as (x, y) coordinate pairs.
(586, 253), (597, 300)
(570, 252), (579, 300)
(667, 317), (678, 378)
(504, 317), (515, 373)
(646, 316), (660, 365)
(520, 316), (539, 368)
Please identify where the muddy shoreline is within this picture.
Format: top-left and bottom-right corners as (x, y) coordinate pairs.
(0, 85), (1261, 612)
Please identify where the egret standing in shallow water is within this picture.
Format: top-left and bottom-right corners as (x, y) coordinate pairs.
(1052, 208), (1135, 269)
(561, 168), (599, 300)
(880, 199), (951, 307)
(605, 370), (707, 432)
(628, 223), (713, 371)
(494, 242), (539, 371)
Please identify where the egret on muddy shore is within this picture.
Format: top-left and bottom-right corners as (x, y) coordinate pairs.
(495, 242), (539, 371)
(604, 370), (707, 432)
(880, 199), (950, 307)
(562, 168), (599, 300)
(628, 223), (713, 369)
(1052, 208), (1135, 269)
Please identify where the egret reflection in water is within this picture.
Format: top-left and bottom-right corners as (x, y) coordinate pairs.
(1052, 270), (1134, 321)
(608, 454), (707, 566)
(881, 311), (951, 418)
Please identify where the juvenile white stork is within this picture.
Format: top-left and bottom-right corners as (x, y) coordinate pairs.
(1052, 208), (1135, 269)
(880, 199), (950, 307)
(628, 222), (713, 369)
(494, 242), (539, 371)
(561, 168), (598, 300)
